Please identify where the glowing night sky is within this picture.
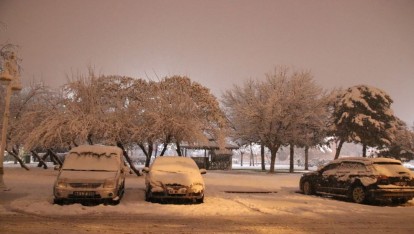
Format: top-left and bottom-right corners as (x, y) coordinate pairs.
(1, 0), (413, 124)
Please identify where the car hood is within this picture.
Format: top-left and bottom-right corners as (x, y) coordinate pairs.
(57, 170), (118, 182)
(147, 170), (204, 187)
(303, 171), (319, 177)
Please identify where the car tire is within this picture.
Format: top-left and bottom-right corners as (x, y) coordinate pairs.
(53, 198), (63, 205)
(350, 185), (367, 204)
(145, 187), (152, 202)
(196, 195), (204, 204)
(118, 180), (125, 199)
(302, 181), (315, 195)
(392, 198), (408, 205)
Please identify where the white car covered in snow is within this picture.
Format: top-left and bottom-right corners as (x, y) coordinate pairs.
(53, 145), (127, 205)
(300, 157), (414, 204)
(143, 156), (206, 203)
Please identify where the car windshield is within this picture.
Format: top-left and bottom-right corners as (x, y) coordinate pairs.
(152, 157), (199, 173)
(62, 152), (119, 172)
(372, 162), (411, 176)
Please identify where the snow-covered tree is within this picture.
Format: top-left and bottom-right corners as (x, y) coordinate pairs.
(379, 118), (414, 160)
(222, 66), (328, 173)
(154, 76), (227, 156)
(331, 85), (397, 158)
(19, 73), (227, 171)
(282, 70), (330, 172)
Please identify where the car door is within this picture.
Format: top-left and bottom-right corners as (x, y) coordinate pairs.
(319, 163), (341, 193)
(333, 162), (368, 195)
(332, 162), (352, 194)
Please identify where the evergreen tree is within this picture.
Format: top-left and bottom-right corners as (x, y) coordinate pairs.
(332, 85), (397, 158)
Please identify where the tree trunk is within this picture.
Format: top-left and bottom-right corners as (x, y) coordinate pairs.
(176, 142), (182, 156)
(250, 143), (254, 166)
(160, 142), (168, 156)
(261, 144), (265, 171)
(269, 144), (280, 173)
(117, 142), (141, 176)
(289, 144), (294, 173)
(47, 149), (63, 167)
(7, 150), (29, 170)
(240, 151), (244, 167)
(31, 151), (47, 169)
(362, 144), (367, 157)
(154, 144), (158, 157)
(87, 134), (93, 145)
(160, 135), (171, 156)
(139, 143), (153, 167)
(304, 146), (309, 170)
(334, 139), (345, 159)
(39, 151), (50, 167)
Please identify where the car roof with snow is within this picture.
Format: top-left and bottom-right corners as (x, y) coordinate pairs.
(151, 156), (200, 172)
(333, 157), (401, 165)
(69, 145), (123, 157)
(63, 145), (124, 171)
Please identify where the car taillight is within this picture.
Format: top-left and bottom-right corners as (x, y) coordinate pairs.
(376, 175), (389, 185)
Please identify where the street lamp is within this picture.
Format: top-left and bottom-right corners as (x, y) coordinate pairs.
(0, 51), (22, 190)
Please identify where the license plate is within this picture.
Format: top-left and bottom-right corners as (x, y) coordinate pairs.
(73, 191), (95, 197)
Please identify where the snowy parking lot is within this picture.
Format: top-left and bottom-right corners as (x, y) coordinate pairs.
(1, 165), (414, 233)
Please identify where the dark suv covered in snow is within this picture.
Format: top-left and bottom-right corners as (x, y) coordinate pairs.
(300, 157), (414, 204)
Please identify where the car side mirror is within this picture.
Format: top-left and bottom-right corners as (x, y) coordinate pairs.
(200, 169), (207, 175)
(142, 167), (150, 173)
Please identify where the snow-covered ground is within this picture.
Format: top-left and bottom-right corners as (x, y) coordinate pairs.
(1, 164), (414, 233)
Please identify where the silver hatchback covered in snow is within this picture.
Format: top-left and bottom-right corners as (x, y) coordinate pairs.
(143, 156), (206, 203)
(53, 145), (127, 205)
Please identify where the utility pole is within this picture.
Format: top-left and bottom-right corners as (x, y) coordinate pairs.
(0, 50), (22, 190)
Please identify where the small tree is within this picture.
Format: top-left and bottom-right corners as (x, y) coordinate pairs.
(332, 85), (397, 158)
(153, 76), (227, 156)
(222, 66), (327, 173)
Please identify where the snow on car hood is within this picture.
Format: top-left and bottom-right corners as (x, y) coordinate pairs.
(148, 170), (204, 187)
(58, 170), (118, 181)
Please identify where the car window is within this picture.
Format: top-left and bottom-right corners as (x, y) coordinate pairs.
(338, 162), (367, 171)
(151, 157), (200, 173)
(372, 162), (411, 176)
(320, 163), (340, 173)
(62, 153), (120, 171)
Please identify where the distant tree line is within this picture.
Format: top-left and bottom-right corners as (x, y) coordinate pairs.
(222, 66), (413, 172)
(2, 66), (413, 174)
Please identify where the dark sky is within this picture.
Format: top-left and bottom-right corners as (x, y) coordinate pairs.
(1, 0), (413, 124)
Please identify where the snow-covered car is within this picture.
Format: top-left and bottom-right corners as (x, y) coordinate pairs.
(143, 156), (206, 203)
(53, 145), (127, 205)
(300, 157), (414, 204)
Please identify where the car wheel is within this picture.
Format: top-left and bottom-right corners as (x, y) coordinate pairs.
(145, 187), (152, 202)
(351, 185), (367, 204)
(196, 195), (204, 204)
(302, 181), (315, 195)
(118, 180), (125, 199)
(392, 198), (408, 205)
(54, 198), (63, 205)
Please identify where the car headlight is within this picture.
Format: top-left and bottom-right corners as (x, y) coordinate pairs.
(56, 180), (67, 188)
(190, 183), (204, 193)
(103, 179), (116, 188)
